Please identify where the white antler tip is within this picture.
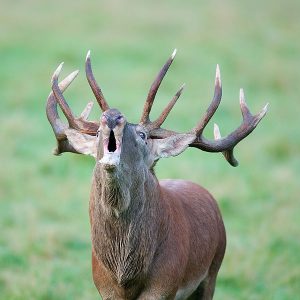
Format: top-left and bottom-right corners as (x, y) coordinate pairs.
(171, 49), (177, 59)
(215, 64), (221, 85)
(86, 50), (91, 61)
(51, 62), (64, 83)
(239, 88), (244, 96)
(239, 88), (245, 103)
(87, 101), (93, 108)
(256, 102), (269, 121)
(57, 62), (64, 73)
(263, 102), (269, 112)
(57, 70), (79, 90)
(258, 102), (269, 118)
(214, 123), (221, 140)
(216, 64), (220, 75)
(69, 70), (79, 80)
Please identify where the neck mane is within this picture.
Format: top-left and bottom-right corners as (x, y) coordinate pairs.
(90, 166), (165, 286)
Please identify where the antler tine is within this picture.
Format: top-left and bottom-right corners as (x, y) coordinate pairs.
(213, 123), (221, 140)
(47, 70), (79, 136)
(209, 90), (269, 166)
(51, 63), (78, 129)
(85, 50), (110, 112)
(194, 64), (222, 135)
(47, 70), (81, 154)
(189, 87), (269, 166)
(239, 88), (269, 126)
(140, 49), (177, 124)
(213, 123), (239, 166)
(80, 101), (94, 120)
(152, 83), (185, 128)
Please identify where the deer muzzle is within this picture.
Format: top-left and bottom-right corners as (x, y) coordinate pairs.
(99, 109), (126, 170)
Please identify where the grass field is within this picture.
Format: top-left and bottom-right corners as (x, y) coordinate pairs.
(0, 0), (299, 299)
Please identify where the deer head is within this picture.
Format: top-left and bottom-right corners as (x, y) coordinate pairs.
(46, 50), (268, 171)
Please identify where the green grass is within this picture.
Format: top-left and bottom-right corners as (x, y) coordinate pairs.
(0, 0), (299, 299)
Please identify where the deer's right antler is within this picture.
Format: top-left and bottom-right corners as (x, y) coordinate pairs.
(46, 62), (101, 155)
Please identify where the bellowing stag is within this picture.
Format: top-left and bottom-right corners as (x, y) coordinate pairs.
(46, 50), (268, 299)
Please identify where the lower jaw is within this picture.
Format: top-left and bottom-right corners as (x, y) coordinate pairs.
(99, 152), (120, 172)
(101, 164), (116, 172)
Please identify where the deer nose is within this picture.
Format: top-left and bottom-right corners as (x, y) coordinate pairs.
(101, 113), (124, 130)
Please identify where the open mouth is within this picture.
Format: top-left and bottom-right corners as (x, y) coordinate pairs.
(105, 130), (121, 154)
(108, 130), (117, 152)
(99, 130), (122, 170)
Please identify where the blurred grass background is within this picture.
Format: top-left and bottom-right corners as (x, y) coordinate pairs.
(0, 0), (299, 299)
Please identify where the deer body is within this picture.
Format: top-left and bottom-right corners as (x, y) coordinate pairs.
(46, 50), (268, 299)
(89, 139), (226, 299)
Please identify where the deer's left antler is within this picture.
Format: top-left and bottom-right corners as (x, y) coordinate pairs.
(139, 51), (269, 166)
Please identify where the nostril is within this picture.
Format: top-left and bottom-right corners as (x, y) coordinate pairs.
(108, 130), (117, 152)
(101, 115), (107, 126)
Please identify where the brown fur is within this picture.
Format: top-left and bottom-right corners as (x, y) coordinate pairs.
(75, 110), (226, 299)
(90, 168), (225, 299)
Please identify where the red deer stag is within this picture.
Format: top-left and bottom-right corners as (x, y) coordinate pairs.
(46, 50), (268, 299)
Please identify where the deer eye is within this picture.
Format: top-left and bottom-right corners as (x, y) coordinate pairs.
(138, 131), (146, 140)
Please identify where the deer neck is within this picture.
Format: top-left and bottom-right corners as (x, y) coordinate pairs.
(93, 163), (153, 216)
(90, 165), (164, 285)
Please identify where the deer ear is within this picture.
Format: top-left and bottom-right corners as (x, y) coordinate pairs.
(65, 129), (97, 158)
(152, 133), (195, 160)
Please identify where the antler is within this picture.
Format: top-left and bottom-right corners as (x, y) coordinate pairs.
(140, 52), (268, 166)
(46, 62), (100, 155)
(140, 49), (179, 126)
(85, 50), (110, 112)
(188, 68), (269, 166)
(139, 49), (186, 138)
(47, 51), (268, 164)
